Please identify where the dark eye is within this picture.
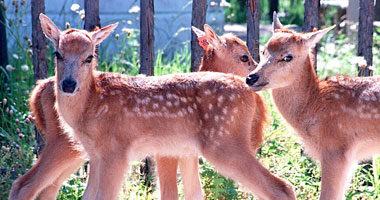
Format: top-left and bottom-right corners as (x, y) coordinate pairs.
(240, 55), (249, 62)
(85, 55), (93, 63)
(282, 54), (293, 62)
(53, 51), (63, 60)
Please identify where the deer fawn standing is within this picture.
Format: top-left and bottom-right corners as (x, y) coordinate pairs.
(36, 13), (294, 200)
(246, 13), (380, 200)
(9, 23), (262, 199)
(156, 24), (259, 199)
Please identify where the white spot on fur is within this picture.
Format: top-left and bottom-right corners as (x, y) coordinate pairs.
(222, 108), (227, 115)
(232, 107), (238, 114)
(229, 94), (235, 101)
(338, 123), (343, 129)
(187, 106), (194, 114)
(215, 115), (219, 122)
(110, 91), (115, 95)
(180, 97), (187, 103)
(209, 103), (213, 110)
(218, 96), (224, 103)
(371, 96), (377, 101)
(204, 89), (211, 95)
(100, 95), (104, 100)
(196, 96), (201, 103)
(204, 113), (209, 119)
(333, 94), (340, 99)
(174, 100), (180, 107)
(167, 101), (173, 107)
(375, 113), (380, 119)
(153, 103), (159, 109)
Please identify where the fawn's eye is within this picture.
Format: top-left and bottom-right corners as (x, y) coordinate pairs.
(240, 55), (249, 62)
(53, 51), (63, 60)
(84, 55), (93, 63)
(282, 54), (293, 62)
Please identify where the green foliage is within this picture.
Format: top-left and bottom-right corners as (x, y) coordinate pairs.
(225, 0), (246, 24)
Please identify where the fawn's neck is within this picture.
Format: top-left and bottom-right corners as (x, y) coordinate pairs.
(271, 54), (320, 131)
(56, 70), (95, 128)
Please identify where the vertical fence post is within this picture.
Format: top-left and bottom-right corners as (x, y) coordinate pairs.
(246, 0), (260, 63)
(303, 0), (320, 72)
(84, 0), (100, 31)
(0, 0), (8, 70)
(139, 0), (154, 76)
(358, 0), (374, 77)
(191, 0), (207, 72)
(139, 0), (155, 191)
(31, 0), (47, 153)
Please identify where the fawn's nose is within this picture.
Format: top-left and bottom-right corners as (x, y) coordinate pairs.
(246, 74), (260, 86)
(61, 79), (77, 93)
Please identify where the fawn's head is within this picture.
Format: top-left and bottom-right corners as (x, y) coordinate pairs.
(246, 12), (335, 91)
(39, 14), (118, 96)
(193, 24), (257, 76)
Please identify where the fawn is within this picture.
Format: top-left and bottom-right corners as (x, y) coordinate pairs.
(246, 12), (380, 200)
(156, 24), (259, 199)
(8, 23), (262, 199)
(35, 13), (295, 200)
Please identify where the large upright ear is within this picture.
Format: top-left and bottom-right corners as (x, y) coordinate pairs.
(192, 26), (209, 50)
(272, 11), (284, 32)
(303, 25), (336, 48)
(39, 13), (61, 46)
(91, 22), (119, 46)
(204, 24), (224, 48)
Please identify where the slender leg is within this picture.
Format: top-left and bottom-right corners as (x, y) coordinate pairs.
(92, 154), (129, 200)
(156, 156), (179, 200)
(179, 156), (203, 200)
(201, 141), (296, 200)
(82, 160), (100, 200)
(37, 158), (83, 199)
(319, 150), (355, 200)
(9, 139), (83, 200)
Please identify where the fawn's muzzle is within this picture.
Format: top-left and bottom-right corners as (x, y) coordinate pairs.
(246, 74), (260, 86)
(61, 79), (77, 93)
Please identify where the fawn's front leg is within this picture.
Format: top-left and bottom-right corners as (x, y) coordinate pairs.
(156, 156), (179, 200)
(319, 148), (355, 200)
(179, 156), (203, 200)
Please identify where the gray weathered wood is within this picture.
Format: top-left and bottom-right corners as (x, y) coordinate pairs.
(303, 0), (320, 72)
(358, 0), (374, 77)
(190, 0), (207, 72)
(269, 0), (279, 19)
(84, 0), (100, 32)
(139, 0), (154, 76)
(0, 0), (8, 70)
(31, 0), (47, 153)
(246, 0), (260, 63)
(375, 0), (380, 21)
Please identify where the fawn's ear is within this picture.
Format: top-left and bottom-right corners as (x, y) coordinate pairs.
(91, 22), (119, 45)
(272, 11), (284, 32)
(204, 24), (224, 48)
(39, 13), (61, 46)
(303, 25), (336, 48)
(192, 25), (209, 50)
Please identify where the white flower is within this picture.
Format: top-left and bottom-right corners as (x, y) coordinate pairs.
(21, 64), (29, 72)
(128, 5), (140, 14)
(210, 1), (217, 6)
(127, 20), (132, 25)
(13, 54), (19, 59)
(219, 0), (231, 7)
(122, 28), (133, 33)
(6, 64), (15, 71)
(79, 9), (85, 16)
(70, 3), (80, 12)
(352, 56), (367, 67)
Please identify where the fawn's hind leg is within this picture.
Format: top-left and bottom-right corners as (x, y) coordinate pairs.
(201, 140), (295, 200)
(179, 156), (203, 200)
(9, 139), (83, 200)
(156, 156), (179, 200)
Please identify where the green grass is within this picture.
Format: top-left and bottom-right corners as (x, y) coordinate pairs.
(1, 2), (380, 199)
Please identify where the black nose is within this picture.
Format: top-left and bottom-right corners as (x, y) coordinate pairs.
(246, 74), (260, 86)
(61, 79), (77, 93)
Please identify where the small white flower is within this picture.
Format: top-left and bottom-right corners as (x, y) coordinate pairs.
(352, 56), (367, 67)
(21, 64), (29, 72)
(79, 9), (85, 16)
(6, 64), (15, 71)
(219, 0), (231, 7)
(210, 1), (217, 6)
(128, 5), (140, 14)
(127, 20), (132, 25)
(13, 54), (19, 59)
(70, 3), (80, 12)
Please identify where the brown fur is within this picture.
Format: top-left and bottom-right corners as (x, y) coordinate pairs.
(248, 15), (380, 200)
(42, 14), (294, 200)
(9, 21), (277, 200)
